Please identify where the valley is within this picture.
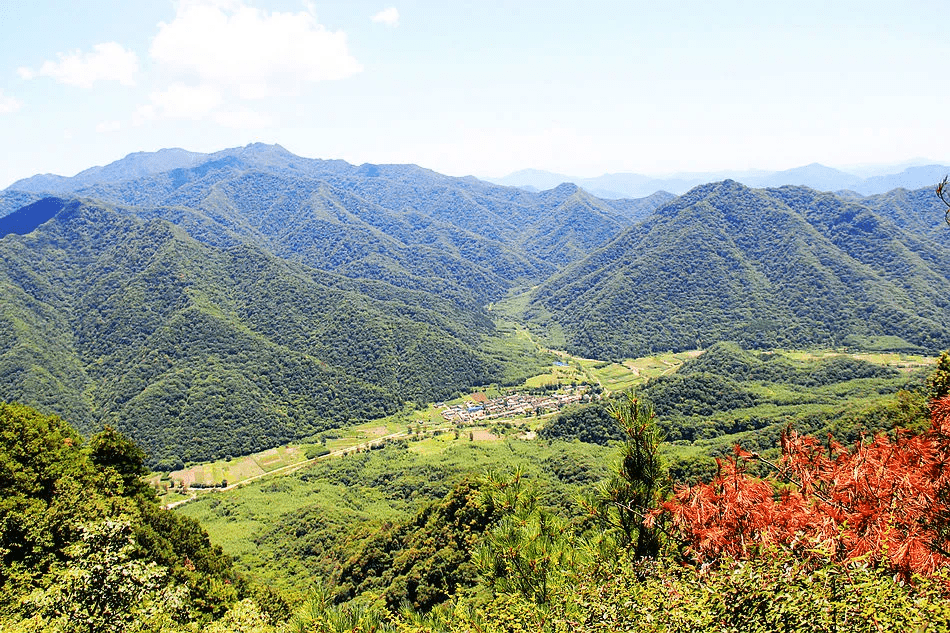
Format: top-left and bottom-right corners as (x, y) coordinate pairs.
(2, 146), (948, 471)
(2, 144), (950, 631)
(4, 0), (950, 625)
(153, 344), (697, 499)
(156, 341), (935, 603)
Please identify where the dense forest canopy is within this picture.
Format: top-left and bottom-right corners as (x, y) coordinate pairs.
(2, 146), (949, 465)
(5, 372), (950, 630)
(528, 181), (950, 358)
(0, 402), (287, 631)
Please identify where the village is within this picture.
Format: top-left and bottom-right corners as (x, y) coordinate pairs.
(438, 384), (592, 424)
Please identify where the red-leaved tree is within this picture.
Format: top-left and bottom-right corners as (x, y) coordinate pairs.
(661, 396), (950, 579)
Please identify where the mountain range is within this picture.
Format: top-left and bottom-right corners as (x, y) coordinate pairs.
(1, 143), (948, 465)
(489, 162), (950, 199)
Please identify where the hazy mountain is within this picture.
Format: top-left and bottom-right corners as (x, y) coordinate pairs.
(0, 190), (43, 218)
(487, 170), (705, 198)
(853, 165), (950, 196)
(600, 191), (677, 222)
(742, 163), (862, 191)
(491, 168), (577, 192)
(9, 148), (206, 194)
(5, 144), (673, 306)
(7, 144), (352, 195)
(844, 158), (939, 179)
(490, 162), (950, 198)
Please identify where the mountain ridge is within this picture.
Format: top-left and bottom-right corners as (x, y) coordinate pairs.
(0, 197), (526, 466)
(527, 180), (950, 358)
(488, 162), (950, 199)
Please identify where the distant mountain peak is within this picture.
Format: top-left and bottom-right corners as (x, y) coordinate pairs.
(486, 161), (949, 199)
(236, 141), (294, 157)
(357, 163), (382, 177)
(123, 147), (193, 159)
(550, 182), (580, 194)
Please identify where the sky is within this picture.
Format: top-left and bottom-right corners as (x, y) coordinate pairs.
(1, 0), (948, 188)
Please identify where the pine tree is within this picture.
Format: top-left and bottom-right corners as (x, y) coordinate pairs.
(595, 396), (668, 558)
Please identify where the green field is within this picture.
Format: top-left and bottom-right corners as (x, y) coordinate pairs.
(177, 436), (616, 600)
(157, 344), (933, 500)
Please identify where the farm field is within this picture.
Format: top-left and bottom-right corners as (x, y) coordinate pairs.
(157, 344), (933, 504)
(153, 341), (690, 497)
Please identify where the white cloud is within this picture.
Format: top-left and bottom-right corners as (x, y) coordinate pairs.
(0, 90), (22, 114)
(96, 120), (122, 133)
(150, 0), (362, 99)
(135, 83), (223, 122)
(131, 82), (272, 129)
(212, 108), (273, 129)
(371, 7), (399, 27)
(132, 104), (156, 125)
(18, 42), (138, 89)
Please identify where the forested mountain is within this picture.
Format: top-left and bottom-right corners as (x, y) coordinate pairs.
(4, 144), (950, 631)
(2, 144), (949, 465)
(5, 145), (670, 308)
(0, 198), (514, 467)
(528, 180), (950, 358)
(0, 145), (679, 464)
(9, 147), (206, 194)
(0, 190), (43, 218)
(860, 186), (950, 245)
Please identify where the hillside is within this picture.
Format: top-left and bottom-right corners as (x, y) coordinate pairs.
(0, 190), (44, 218)
(0, 403), (278, 629)
(0, 146), (677, 465)
(171, 349), (947, 631)
(3, 145), (950, 631)
(0, 198), (524, 468)
(3, 147), (677, 315)
(527, 180), (950, 358)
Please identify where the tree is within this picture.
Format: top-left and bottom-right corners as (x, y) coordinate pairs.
(0, 403), (102, 601)
(662, 396), (950, 579)
(591, 396), (668, 558)
(475, 469), (575, 605)
(928, 350), (950, 401)
(88, 426), (151, 498)
(25, 519), (185, 633)
(937, 175), (950, 226)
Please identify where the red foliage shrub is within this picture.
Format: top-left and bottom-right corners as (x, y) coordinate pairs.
(662, 396), (950, 578)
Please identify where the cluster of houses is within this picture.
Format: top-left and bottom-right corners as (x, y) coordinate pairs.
(440, 386), (588, 424)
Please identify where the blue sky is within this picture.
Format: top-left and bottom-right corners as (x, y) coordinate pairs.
(1, 0), (947, 188)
